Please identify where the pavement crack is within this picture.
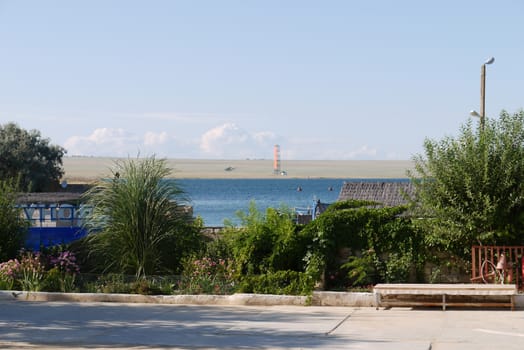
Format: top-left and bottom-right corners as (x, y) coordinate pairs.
(324, 309), (356, 336)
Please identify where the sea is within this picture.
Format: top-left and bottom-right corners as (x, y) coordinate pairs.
(177, 178), (408, 227)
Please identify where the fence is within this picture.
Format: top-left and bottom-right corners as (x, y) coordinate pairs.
(471, 245), (524, 290)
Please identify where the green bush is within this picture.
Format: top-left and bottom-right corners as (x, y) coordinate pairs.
(43, 267), (77, 293)
(340, 251), (378, 287)
(384, 252), (414, 283)
(221, 202), (307, 276)
(0, 179), (28, 262)
(85, 273), (131, 294)
(238, 270), (314, 296)
(129, 279), (164, 295)
(0, 258), (20, 290)
(300, 201), (424, 288)
(80, 273), (176, 295)
(177, 257), (236, 295)
(42, 267), (63, 292)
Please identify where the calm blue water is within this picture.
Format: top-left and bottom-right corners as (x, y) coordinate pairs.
(177, 178), (408, 227)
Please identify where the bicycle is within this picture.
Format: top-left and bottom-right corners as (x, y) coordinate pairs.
(480, 253), (507, 284)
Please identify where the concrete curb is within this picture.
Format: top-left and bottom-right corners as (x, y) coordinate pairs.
(2, 290), (522, 308)
(0, 290), (374, 306)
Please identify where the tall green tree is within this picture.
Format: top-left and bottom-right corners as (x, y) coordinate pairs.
(0, 123), (66, 192)
(0, 179), (28, 262)
(83, 156), (203, 278)
(409, 110), (524, 257)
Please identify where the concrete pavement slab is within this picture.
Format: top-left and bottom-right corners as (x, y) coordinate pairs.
(1, 300), (523, 349)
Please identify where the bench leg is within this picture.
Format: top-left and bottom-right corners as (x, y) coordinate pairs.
(442, 294), (446, 311)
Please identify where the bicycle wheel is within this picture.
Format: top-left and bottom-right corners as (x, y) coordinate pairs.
(481, 260), (504, 284)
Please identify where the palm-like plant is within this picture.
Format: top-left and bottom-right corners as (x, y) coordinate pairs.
(83, 156), (199, 278)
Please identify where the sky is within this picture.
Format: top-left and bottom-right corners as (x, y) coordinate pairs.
(1, 1), (523, 160)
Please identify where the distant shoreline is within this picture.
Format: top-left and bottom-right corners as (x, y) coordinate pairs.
(62, 157), (415, 183)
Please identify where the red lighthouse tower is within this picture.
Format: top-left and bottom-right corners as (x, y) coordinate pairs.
(273, 144), (281, 175)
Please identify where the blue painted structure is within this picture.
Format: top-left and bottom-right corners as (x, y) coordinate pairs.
(16, 203), (91, 251)
(25, 227), (88, 251)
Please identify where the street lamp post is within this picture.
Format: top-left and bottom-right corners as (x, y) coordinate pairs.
(471, 57), (495, 130)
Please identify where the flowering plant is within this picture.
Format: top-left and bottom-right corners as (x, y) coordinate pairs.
(46, 250), (80, 292)
(178, 257), (235, 295)
(50, 251), (80, 274)
(18, 251), (45, 292)
(0, 259), (21, 290)
(0, 250), (80, 292)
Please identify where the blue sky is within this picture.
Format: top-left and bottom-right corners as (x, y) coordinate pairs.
(1, 1), (523, 160)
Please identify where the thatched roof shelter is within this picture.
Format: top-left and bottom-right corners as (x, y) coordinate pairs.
(16, 192), (83, 205)
(16, 184), (90, 205)
(337, 181), (415, 207)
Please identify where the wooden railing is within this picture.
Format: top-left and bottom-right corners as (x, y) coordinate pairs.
(471, 245), (524, 290)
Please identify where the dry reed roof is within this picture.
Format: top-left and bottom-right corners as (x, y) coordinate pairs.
(15, 184), (89, 205)
(16, 192), (83, 205)
(337, 181), (415, 207)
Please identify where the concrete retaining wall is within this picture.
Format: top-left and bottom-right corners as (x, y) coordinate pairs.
(0, 290), (365, 306)
(1, 290), (522, 308)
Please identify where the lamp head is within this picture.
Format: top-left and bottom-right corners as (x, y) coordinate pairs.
(485, 57), (495, 65)
(470, 110), (481, 117)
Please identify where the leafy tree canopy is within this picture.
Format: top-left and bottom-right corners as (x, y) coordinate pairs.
(409, 110), (524, 257)
(0, 179), (28, 262)
(0, 123), (66, 192)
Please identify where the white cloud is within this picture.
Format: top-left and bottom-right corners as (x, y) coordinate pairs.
(281, 137), (380, 160)
(64, 128), (140, 156)
(144, 131), (168, 146)
(62, 124), (391, 160)
(199, 123), (278, 158)
(345, 145), (378, 159)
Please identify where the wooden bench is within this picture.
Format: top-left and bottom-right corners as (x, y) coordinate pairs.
(373, 283), (517, 311)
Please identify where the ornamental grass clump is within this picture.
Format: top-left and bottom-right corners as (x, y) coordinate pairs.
(178, 257), (236, 295)
(82, 156), (203, 279)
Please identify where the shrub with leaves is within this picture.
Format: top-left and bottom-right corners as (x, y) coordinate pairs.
(0, 258), (21, 290)
(410, 110), (524, 258)
(178, 257), (235, 295)
(238, 270), (314, 295)
(222, 202), (305, 277)
(44, 250), (80, 292)
(341, 250), (378, 287)
(0, 179), (28, 262)
(300, 200), (423, 289)
(1, 250), (81, 292)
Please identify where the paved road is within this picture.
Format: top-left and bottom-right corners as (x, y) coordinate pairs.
(1, 300), (523, 349)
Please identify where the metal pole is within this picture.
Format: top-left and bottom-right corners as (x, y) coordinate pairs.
(480, 64), (486, 131)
